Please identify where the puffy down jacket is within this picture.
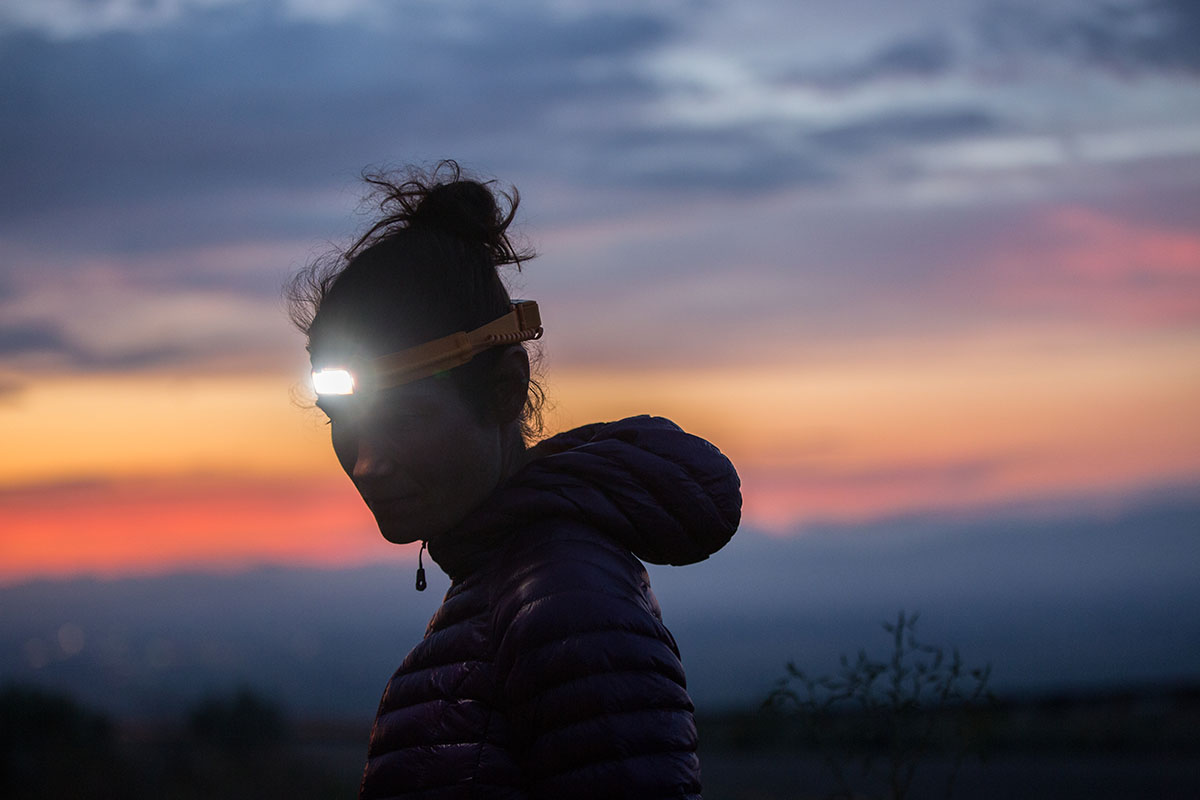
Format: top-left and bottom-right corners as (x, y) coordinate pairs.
(359, 416), (741, 799)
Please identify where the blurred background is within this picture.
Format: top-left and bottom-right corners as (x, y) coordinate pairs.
(2, 0), (1198, 797)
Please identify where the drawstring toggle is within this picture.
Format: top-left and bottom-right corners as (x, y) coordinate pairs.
(415, 541), (427, 592)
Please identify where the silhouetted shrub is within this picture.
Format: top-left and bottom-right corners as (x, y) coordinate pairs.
(765, 612), (994, 800)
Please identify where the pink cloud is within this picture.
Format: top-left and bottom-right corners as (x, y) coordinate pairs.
(0, 474), (406, 583)
(975, 206), (1200, 325)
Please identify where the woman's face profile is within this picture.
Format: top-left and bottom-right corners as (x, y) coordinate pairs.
(319, 377), (505, 544)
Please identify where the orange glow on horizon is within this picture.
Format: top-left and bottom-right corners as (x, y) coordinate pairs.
(546, 329), (1200, 473)
(1, 326), (1197, 582)
(0, 372), (332, 486)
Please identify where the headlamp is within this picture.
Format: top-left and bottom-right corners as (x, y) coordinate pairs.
(311, 300), (542, 397)
(311, 368), (355, 396)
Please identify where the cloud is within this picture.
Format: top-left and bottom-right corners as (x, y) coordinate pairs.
(977, 0), (1200, 76)
(787, 33), (958, 91)
(5, 0), (1192, 259)
(575, 125), (838, 191)
(0, 376), (26, 402)
(0, 322), (69, 357)
(859, 33), (957, 79)
(0, 2), (673, 229)
(0, 0), (391, 40)
(966, 206), (1200, 326)
(739, 454), (1017, 530)
(0, 271), (298, 371)
(808, 107), (998, 154)
(3, 0), (1198, 383)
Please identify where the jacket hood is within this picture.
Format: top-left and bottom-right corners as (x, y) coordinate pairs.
(429, 416), (741, 579)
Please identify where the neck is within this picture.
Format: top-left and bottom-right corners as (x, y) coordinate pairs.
(498, 420), (530, 483)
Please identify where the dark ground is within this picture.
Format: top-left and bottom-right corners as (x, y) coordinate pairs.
(3, 682), (1198, 799)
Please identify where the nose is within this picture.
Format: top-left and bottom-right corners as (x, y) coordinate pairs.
(351, 435), (395, 484)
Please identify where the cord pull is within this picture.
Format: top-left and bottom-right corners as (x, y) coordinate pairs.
(415, 541), (427, 592)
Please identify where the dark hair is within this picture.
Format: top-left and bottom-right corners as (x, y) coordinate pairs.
(286, 160), (544, 440)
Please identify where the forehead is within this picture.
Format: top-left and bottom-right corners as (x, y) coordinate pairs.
(308, 320), (455, 371)
(308, 262), (459, 364)
(308, 330), (370, 367)
(306, 290), (428, 365)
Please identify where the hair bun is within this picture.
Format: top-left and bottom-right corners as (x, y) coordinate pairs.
(352, 160), (532, 268)
(409, 180), (505, 254)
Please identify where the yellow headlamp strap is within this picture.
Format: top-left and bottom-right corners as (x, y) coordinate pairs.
(312, 300), (542, 395)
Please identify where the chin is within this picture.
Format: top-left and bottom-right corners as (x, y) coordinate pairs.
(373, 508), (464, 546)
(379, 530), (423, 545)
(374, 516), (425, 545)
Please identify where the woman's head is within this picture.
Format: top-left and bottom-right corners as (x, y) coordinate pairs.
(287, 161), (543, 543)
(290, 162), (540, 430)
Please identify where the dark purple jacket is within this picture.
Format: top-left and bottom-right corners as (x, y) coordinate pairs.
(359, 416), (741, 799)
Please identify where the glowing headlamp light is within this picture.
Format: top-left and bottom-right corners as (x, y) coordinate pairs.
(311, 300), (542, 397)
(311, 368), (355, 396)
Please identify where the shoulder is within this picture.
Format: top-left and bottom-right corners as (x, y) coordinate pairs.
(501, 520), (652, 595)
(490, 521), (666, 653)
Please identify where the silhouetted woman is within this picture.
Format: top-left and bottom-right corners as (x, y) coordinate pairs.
(288, 161), (741, 799)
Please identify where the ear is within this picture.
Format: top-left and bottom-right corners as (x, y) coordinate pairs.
(490, 345), (531, 424)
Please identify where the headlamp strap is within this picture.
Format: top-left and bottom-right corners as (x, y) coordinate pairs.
(373, 300), (542, 389)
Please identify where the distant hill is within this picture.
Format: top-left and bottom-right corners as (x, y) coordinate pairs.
(3, 486), (1198, 719)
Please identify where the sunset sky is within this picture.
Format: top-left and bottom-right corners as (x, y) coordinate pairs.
(2, 0), (1198, 582)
